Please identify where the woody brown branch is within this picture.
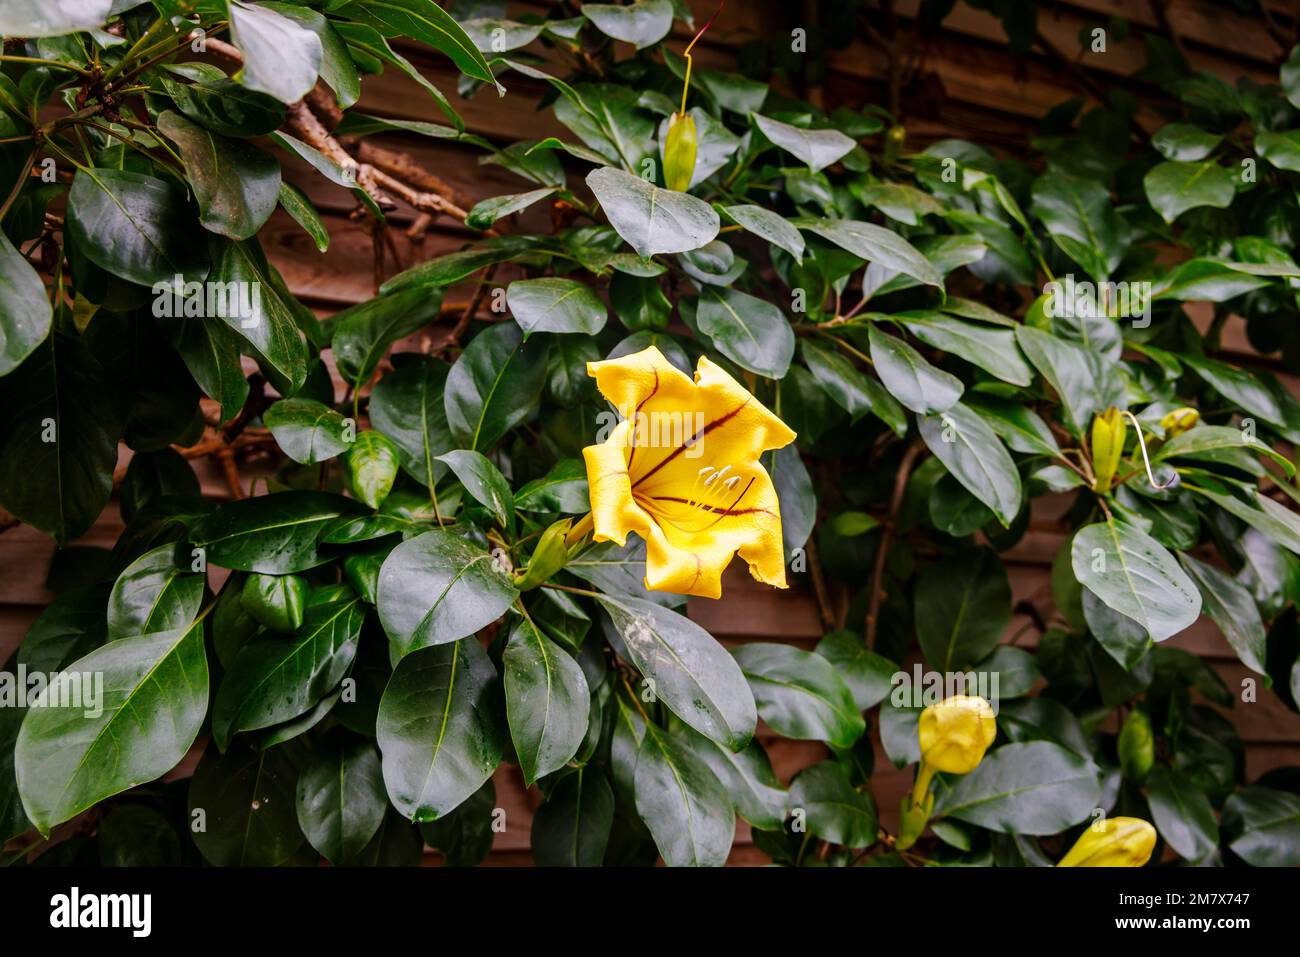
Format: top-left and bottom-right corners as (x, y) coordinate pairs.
(199, 34), (475, 232)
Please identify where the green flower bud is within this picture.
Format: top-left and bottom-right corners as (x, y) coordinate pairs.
(664, 112), (698, 192)
(514, 518), (573, 591)
(1118, 708), (1155, 782)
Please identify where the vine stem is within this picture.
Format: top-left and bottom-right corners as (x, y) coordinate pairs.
(864, 441), (924, 649)
(0, 150), (36, 223)
(678, 1), (725, 115)
(0, 55), (88, 76)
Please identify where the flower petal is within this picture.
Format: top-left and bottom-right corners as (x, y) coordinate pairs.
(693, 354), (797, 457)
(583, 420), (652, 546)
(639, 461), (786, 597)
(587, 346), (696, 419)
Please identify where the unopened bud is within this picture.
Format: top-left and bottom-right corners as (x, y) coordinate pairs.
(1159, 407), (1199, 438)
(1057, 817), (1156, 867)
(664, 112), (698, 192)
(1090, 407), (1127, 493)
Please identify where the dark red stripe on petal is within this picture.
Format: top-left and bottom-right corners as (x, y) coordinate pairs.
(630, 399), (750, 489)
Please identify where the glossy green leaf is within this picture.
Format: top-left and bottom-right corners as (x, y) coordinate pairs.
(191, 491), (362, 574)
(915, 547), (1011, 671)
(188, 742), (304, 866)
(1152, 123), (1223, 161)
(753, 114), (855, 172)
(213, 588), (363, 747)
(723, 204), (804, 263)
(566, 538), (686, 608)
(0, 0), (111, 37)
(295, 735), (387, 864)
(788, 761), (877, 848)
(264, 397), (352, 465)
(229, 0), (323, 104)
(165, 313), (249, 420)
(586, 166), (720, 257)
(901, 314), (1032, 387)
(1071, 519), (1201, 642)
(530, 767), (615, 866)
(444, 322), (548, 451)
(868, 325), (963, 414)
(334, 21), (462, 128)
(466, 186), (557, 231)
(1255, 130), (1300, 172)
(16, 620), (208, 834)
(918, 401), (1022, 526)
(582, 0), (673, 49)
(206, 237), (309, 395)
(599, 594), (755, 749)
(376, 638), (505, 822)
(1014, 325), (1125, 435)
(1146, 766), (1218, 863)
(261, 2), (359, 108)
(1222, 786), (1300, 866)
(609, 272), (671, 331)
(634, 722), (734, 866)
(1178, 552), (1267, 674)
(107, 543), (203, 639)
(797, 218), (942, 288)
(376, 529), (518, 658)
(1154, 424), (1293, 477)
(331, 289), (443, 392)
(419, 777), (497, 866)
(503, 616), (590, 785)
(436, 449), (513, 530)
(507, 277), (607, 335)
(1143, 160), (1236, 223)
(1030, 172), (1126, 281)
(0, 325), (119, 544)
(814, 630), (896, 711)
(368, 355), (455, 492)
(339, 0), (502, 92)
(674, 725), (787, 831)
(158, 110), (280, 241)
(66, 168), (206, 286)
(346, 430), (400, 509)
(696, 286), (794, 379)
(514, 458), (590, 514)
(0, 232), (51, 376)
(935, 741), (1101, 835)
(239, 571), (309, 634)
(732, 642), (863, 748)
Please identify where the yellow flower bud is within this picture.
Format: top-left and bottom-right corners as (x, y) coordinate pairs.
(1159, 407), (1199, 438)
(664, 112), (698, 192)
(1090, 406), (1126, 493)
(1057, 817), (1157, 867)
(918, 694), (997, 775)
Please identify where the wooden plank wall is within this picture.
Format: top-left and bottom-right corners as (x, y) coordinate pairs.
(3, 0), (1300, 866)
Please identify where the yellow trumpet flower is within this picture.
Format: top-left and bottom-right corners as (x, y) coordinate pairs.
(919, 694), (998, 775)
(577, 346), (796, 599)
(898, 694), (997, 849)
(1057, 817), (1157, 867)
